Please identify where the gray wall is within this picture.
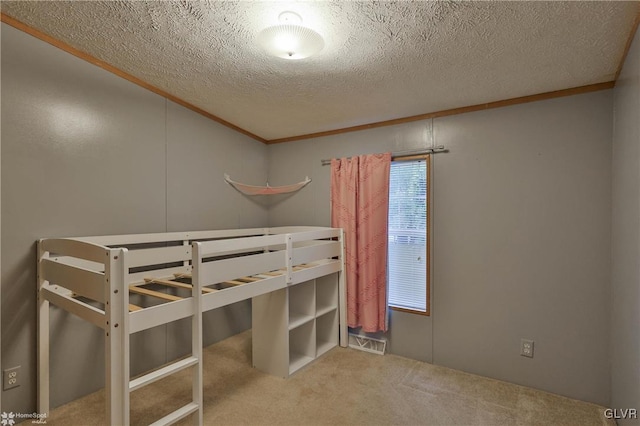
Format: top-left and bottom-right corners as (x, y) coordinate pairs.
(267, 90), (613, 405)
(432, 93), (611, 406)
(1, 23), (267, 413)
(611, 27), (640, 424)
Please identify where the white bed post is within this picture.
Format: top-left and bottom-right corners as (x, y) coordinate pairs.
(37, 240), (50, 416)
(191, 243), (204, 425)
(183, 237), (190, 268)
(285, 234), (293, 285)
(338, 229), (348, 347)
(104, 248), (129, 425)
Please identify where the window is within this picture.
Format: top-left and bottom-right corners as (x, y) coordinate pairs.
(388, 156), (430, 315)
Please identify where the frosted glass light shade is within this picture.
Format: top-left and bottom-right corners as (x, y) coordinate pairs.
(258, 24), (324, 60)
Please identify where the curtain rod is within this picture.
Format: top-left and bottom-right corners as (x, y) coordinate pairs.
(320, 146), (448, 166)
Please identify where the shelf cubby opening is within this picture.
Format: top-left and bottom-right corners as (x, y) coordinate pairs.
(316, 308), (338, 357)
(289, 319), (315, 374)
(316, 273), (338, 317)
(288, 279), (315, 330)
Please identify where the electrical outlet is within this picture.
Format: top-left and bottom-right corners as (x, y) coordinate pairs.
(521, 339), (534, 358)
(3, 366), (21, 390)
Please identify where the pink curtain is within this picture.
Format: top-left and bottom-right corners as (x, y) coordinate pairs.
(331, 153), (391, 332)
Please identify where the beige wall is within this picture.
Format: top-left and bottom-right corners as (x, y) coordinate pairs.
(1, 23), (268, 413)
(268, 90), (613, 405)
(611, 27), (640, 425)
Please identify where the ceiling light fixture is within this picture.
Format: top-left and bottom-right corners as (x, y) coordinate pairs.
(257, 11), (324, 60)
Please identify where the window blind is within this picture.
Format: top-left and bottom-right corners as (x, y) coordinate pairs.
(388, 160), (427, 312)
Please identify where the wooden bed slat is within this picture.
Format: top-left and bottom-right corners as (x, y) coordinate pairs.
(176, 272), (265, 285)
(129, 304), (143, 312)
(144, 278), (217, 293)
(129, 286), (183, 301)
(261, 267), (304, 276)
(236, 277), (262, 283)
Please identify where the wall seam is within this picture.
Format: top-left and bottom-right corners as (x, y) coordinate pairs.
(164, 98), (169, 366)
(609, 85), (617, 409)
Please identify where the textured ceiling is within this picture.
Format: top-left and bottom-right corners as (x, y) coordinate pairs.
(2, 1), (639, 141)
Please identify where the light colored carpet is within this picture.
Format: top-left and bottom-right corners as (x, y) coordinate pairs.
(47, 330), (613, 425)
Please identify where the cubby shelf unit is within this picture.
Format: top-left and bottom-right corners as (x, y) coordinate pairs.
(252, 273), (343, 378)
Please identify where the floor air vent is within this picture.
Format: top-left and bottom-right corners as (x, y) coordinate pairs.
(348, 333), (387, 355)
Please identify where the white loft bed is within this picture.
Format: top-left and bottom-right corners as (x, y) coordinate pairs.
(37, 226), (346, 425)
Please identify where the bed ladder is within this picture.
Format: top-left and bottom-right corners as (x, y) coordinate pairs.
(133, 280), (203, 426)
(106, 248), (204, 426)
